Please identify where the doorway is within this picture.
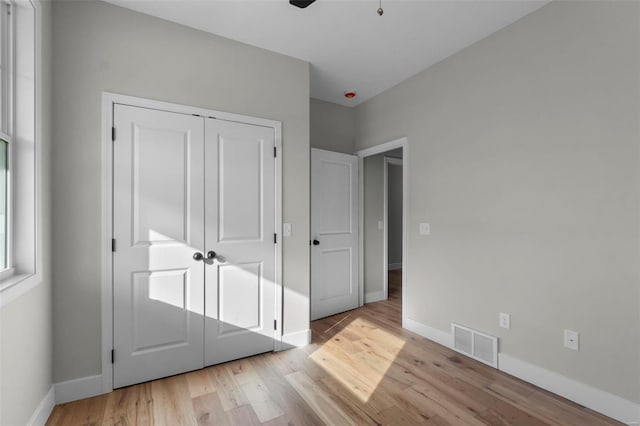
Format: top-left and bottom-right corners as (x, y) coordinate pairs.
(356, 138), (408, 326)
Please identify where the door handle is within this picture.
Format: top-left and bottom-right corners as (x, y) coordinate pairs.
(193, 252), (204, 261)
(206, 250), (217, 260)
(312, 239), (320, 246)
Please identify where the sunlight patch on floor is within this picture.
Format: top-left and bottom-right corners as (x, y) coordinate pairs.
(310, 317), (405, 403)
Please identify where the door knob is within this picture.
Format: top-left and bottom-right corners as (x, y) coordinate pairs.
(312, 239), (320, 246)
(193, 252), (204, 261)
(206, 250), (216, 260)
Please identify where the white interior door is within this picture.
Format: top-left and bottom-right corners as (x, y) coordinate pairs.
(311, 148), (359, 320)
(112, 104), (205, 388)
(204, 118), (276, 366)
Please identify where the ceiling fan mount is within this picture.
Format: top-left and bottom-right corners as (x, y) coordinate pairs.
(289, 0), (316, 9)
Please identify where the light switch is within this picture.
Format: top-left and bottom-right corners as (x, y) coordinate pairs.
(378, 220), (384, 230)
(283, 223), (292, 237)
(419, 223), (430, 235)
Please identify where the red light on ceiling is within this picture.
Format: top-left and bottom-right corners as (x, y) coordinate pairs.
(344, 91), (357, 99)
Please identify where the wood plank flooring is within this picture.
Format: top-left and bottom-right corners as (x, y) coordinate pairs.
(47, 270), (620, 425)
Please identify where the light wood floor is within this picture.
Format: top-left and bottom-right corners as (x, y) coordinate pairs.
(47, 270), (620, 425)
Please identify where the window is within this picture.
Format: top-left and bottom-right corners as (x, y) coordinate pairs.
(0, 0), (13, 278)
(0, 0), (37, 295)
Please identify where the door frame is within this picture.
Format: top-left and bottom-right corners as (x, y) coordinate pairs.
(355, 137), (408, 327)
(100, 92), (283, 394)
(383, 156), (403, 300)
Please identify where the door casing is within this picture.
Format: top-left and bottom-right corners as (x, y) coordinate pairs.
(100, 92), (283, 395)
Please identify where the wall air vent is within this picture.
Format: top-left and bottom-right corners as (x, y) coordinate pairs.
(451, 323), (498, 368)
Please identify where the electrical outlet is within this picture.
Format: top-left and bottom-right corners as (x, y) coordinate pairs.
(419, 223), (430, 235)
(564, 329), (579, 351)
(283, 223), (292, 237)
(499, 312), (510, 330)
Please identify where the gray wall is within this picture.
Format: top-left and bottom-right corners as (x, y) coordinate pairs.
(355, 1), (640, 403)
(388, 163), (402, 266)
(0, 1), (53, 424)
(52, 1), (310, 383)
(310, 98), (354, 154)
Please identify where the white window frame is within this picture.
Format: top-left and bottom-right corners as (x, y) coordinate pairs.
(0, 0), (42, 306)
(0, 0), (14, 281)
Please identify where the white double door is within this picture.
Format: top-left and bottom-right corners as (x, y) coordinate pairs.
(112, 104), (276, 388)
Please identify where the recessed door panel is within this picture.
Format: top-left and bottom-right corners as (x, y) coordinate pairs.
(218, 137), (263, 242)
(132, 270), (190, 352)
(133, 126), (191, 246)
(218, 263), (262, 334)
(319, 248), (352, 301)
(317, 160), (353, 235)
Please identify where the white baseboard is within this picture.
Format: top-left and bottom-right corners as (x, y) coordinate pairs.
(54, 374), (104, 404)
(27, 386), (55, 426)
(403, 317), (454, 348)
(403, 317), (640, 425)
(365, 291), (386, 303)
(388, 263), (402, 271)
(281, 329), (311, 350)
(499, 354), (640, 425)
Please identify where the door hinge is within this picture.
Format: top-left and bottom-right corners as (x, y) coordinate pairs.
(111, 349), (114, 364)
(111, 238), (116, 252)
(274, 233), (277, 244)
(111, 127), (116, 142)
(274, 320), (277, 330)
(273, 147), (277, 158)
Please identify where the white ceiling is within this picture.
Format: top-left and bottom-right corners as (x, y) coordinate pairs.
(103, 0), (548, 106)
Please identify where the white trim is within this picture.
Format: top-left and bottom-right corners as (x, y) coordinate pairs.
(281, 329), (311, 349)
(403, 316), (639, 425)
(382, 158), (388, 300)
(273, 122), (283, 351)
(404, 317), (454, 348)
(0, 272), (40, 306)
(0, 0), (43, 298)
(499, 354), (640, 425)
(26, 386), (54, 426)
(388, 262), (402, 271)
(54, 375), (104, 405)
(355, 137), (408, 332)
(365, 290), (385, 304)
(101, 92), (283, 395)
(357, 155), (364, 307)
(355, 138), (406, 158)
(100, 93), (114, 394)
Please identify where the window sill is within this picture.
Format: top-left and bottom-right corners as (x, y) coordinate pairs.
(0, 271), (41, 307)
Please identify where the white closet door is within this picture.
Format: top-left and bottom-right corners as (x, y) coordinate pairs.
(311, 148), (359, 320)
(204, 118), (276, 366)
(112, 104), (205, 388)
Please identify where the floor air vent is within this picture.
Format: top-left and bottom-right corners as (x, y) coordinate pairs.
(451, 323), (498, 368)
